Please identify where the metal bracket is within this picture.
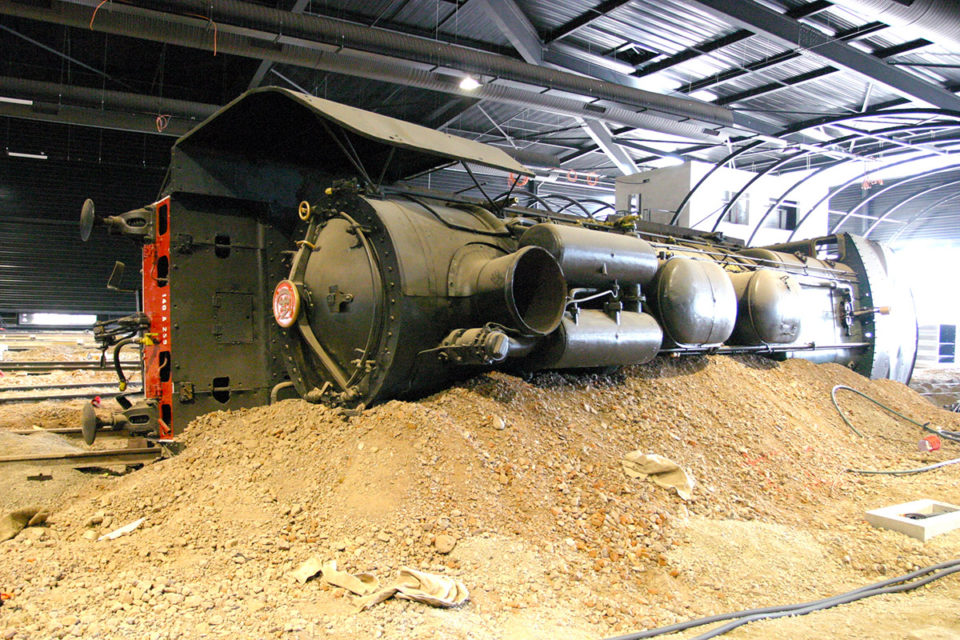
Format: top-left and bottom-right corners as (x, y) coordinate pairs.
(174, 234), (195, 254)
(326, 285), (354, 313)
(178, 382), (195, 403)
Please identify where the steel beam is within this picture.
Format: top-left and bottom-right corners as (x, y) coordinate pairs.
(422, 97), (479, 130)
(474, 0), (542, 64)
(686, 0), (960, 110)
(716, 67), (837, 105)
(0, 102), (192, 136)
(580, 119), (638, 175)
(678, 22), (887, 95)
(888, 192), (960, 243)
(864, 179), (960, 237)
(248, 0), (311, 89)
(542, 0), (632, 44)
(475, 0), (650, 172)
(634, 30), (753, 78)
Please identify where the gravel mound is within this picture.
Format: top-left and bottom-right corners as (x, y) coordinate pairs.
(2, 355), (960, 639)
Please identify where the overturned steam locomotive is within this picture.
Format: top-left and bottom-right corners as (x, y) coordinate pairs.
(80, 88), (918, 442)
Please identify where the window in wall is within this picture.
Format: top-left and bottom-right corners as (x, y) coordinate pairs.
(940, 324), (956, 364)
(722, 191), (749, 225)
(762, 199), (798, 230)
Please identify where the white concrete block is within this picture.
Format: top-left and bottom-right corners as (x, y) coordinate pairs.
(865, 499), (960, 542)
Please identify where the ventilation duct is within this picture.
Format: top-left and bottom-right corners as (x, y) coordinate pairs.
(0, 1), (724, 142)
(128, 0), (733, 127)
(830, 0), (960, 51)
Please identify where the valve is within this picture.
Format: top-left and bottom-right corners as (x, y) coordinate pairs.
(298, 200), (314, 221)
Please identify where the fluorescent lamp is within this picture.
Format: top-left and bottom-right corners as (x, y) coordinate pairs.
(459, 76), (481, 91)
(19, 312), (96, 326)
(0, 96), (33, 106)
(689, 89), (718, 102)
(6, 150), (47, 160)
(643, 76), (682, 93)
(649, 156), (685, 168)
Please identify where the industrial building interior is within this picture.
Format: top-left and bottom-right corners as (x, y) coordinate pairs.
(2, 0), (960, 638)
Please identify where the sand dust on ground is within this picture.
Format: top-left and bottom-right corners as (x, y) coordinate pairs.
(2, 354), (960, 639)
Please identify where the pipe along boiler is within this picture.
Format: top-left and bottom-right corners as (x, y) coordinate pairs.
(77, 88), (918, 443)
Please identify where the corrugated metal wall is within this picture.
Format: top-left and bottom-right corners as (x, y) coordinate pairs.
(0, 118), (170, 315)
(829, 168), (960, 243)
(0, 218), (141, 314)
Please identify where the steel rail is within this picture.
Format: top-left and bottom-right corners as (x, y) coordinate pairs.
(0, 360), (140, 371)
(0, 392), (144, 404)
(0, 381), (141, 393)
(0, 446), (161, 467)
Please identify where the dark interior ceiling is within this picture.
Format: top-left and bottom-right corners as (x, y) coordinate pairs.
(1, 0), (960, 248)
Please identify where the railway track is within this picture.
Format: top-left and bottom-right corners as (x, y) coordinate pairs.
(0, 429), (164, 467)
(0, 381), (141, 393)
(0, 391), (144, 404)
(0, 360), (140, 372)
(0, 445), (162, 467)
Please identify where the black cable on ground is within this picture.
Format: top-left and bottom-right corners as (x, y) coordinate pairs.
(831, 385), (960, 443)
(847, 457), (960, 475)
(604, 559), (960, 640)
(831, 385), (960, 474)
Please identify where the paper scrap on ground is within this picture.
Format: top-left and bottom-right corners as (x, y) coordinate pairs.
(322, 560), (380, 595)
(357, 567), (469, 610)
(621, 451), (695, 500)
(292, 556), (325, 584)
(300, 560), (469, 609)
(0, 507), (49, 542)
(98, 517), (145, 541)
(291, 557), (380, 594)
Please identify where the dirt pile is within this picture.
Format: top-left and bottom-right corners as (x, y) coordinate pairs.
(2, 355), (960, 639)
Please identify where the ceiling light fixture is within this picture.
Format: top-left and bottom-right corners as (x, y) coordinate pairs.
(0, 96), (33, 106)
(688, 89), (718, 102)
(6, 150), (48, 160)
(459, 76), (481, 91)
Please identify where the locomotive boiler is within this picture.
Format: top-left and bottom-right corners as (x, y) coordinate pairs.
(78, 88), (918, 442)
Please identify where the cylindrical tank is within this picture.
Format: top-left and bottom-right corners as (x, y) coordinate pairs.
(651, 257), (737, 347)
(519, 222), (659, 287)
(738, 248), (853, 277)
(532, 309), (662, 369)
(727, 270), (802, 345)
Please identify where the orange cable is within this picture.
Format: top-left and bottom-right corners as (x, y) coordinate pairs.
(89, 0), (111, 29)
(184, 13), (218, 56)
